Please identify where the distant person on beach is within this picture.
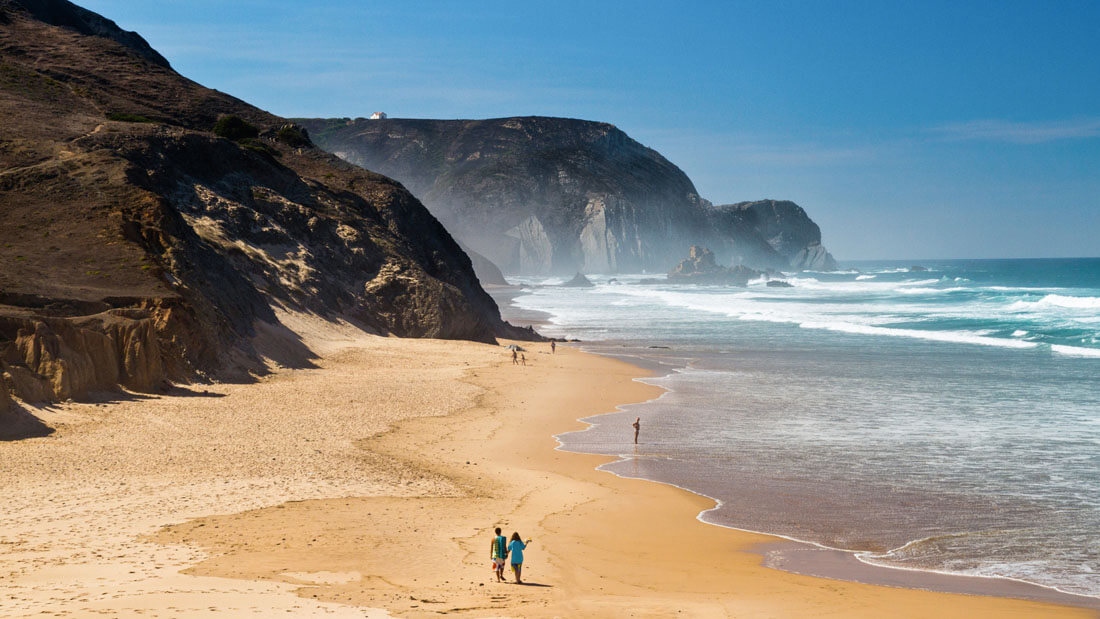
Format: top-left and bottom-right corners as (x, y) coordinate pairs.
(490, 527), (508, 582)
(508, 532), (532, 584)
(521, 353), (527, 366)
(633, 416), (640, 444)
(551, 341), (556, 354)
(511, 350), (518, 365)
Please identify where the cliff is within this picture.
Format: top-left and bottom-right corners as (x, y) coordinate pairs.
(0, 0), (532, 407)
(297, 116), (837, 275)
(708, 200), (837, 271)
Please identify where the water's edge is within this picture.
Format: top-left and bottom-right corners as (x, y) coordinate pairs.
(559, 344), (1100, 610)
(492, 288), (1100, 610)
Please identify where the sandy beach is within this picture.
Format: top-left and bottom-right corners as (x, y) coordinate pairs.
(1, 314), (1095, 617)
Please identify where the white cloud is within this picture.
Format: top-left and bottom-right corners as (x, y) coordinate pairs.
(928, 118), (1100, 143)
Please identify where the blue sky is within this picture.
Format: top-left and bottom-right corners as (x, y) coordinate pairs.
(83, 0), (1099, 260)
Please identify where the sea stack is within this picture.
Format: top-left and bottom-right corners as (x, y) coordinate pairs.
(668, 246), (762, 286)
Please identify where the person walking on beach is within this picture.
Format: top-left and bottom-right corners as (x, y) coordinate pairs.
(508, 532), (532, 584)
(550, 340), (556, 354)
(490, 527), (508, 582)
(521, 353), (526, 366)
(633, 416), (641, 444)
(511, 349), (518, 365)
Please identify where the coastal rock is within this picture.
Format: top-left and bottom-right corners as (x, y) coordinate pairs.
(0, 310), (167, 402)
(0, 376), (11, 413)
(296, 117), (836, 275)
(0, 0), (538, 405)
(668, 246), (762, 286)
(766, 280), (793, 288)
(910, 265), (929, 272)
(457, 242), (508, 286)
(710, 200), (838, 271)
(561, 272), (595, 288)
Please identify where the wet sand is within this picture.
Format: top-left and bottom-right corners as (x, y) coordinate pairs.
(2, 314), (1095, 617)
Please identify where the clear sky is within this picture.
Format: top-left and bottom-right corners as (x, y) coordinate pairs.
(81, 0), (1099, 260)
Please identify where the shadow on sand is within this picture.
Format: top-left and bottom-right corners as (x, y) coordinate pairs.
(0, 402), (54, 441)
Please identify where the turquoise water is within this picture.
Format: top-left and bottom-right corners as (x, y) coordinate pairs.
(511, 258), (1100, 598)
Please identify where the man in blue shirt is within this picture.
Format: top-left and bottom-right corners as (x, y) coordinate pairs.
(490, 527), (508, 582)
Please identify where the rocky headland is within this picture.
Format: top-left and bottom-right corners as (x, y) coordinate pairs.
(0, 0), (533, 410)
(296, 116), (838, 276)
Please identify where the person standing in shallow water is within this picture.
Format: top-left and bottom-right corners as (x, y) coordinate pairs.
(490, 527), (508, 582)
(633, 416), (640, 444)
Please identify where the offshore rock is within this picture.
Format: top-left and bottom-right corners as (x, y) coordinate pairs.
(561, 272), (595, 288)
(766, 279), (794, 288)
(668, 246), (761, 286)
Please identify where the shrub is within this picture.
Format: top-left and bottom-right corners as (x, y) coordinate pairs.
(239, 138), (281, 159)
(213, 115), (259, 141)
(106, 112), (156, 123)
(275, 125), (311, 147)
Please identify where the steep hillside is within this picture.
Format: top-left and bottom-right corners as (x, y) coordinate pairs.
(298, 116), (836, 275)
(0, 0), (531, 407)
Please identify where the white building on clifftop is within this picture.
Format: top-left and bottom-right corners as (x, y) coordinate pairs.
(369, 112), (388, 119)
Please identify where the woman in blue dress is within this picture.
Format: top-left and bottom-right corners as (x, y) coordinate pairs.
(508, 532), (532, 584)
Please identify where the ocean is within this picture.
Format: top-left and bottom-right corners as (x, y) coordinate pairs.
(508, 258), (1100, 599)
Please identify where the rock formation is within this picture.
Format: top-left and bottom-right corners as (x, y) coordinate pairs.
(707, 200), (838, 271)
(766, 280), (794, 288)
(0, 0), (534, 405)
(457, 242), (509, 286)
(0, 377), (11, 414)
(296, 117), (838, 275)
(667, 246), (762, 286)
(561, 273), (595, 288)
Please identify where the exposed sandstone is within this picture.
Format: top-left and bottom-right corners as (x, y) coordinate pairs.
(0, 307), (172, 402)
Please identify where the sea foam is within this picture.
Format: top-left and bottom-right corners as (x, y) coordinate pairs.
(1051, 344), (1100, 358)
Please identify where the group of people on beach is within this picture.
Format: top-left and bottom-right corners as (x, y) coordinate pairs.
(511, 341), (556, 366)
(490, 527), (533, 584)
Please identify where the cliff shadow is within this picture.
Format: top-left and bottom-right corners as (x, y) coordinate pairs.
(245, 314), (321, 373)
(0, 402), (54, 441)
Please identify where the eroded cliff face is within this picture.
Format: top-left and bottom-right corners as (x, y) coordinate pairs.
(298, 116), (837, 276)
(0, 306), (170, 402)
(0, 372), (11, 413)
(708, 200), (838, 271)
(0, 0), (532, 408)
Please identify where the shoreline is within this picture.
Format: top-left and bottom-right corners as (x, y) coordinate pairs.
(500, 284), (1100, 611)
(2, 311), (1094, 616)
(554, 354), (1100, 610)
(153, 329), (1093, 616)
